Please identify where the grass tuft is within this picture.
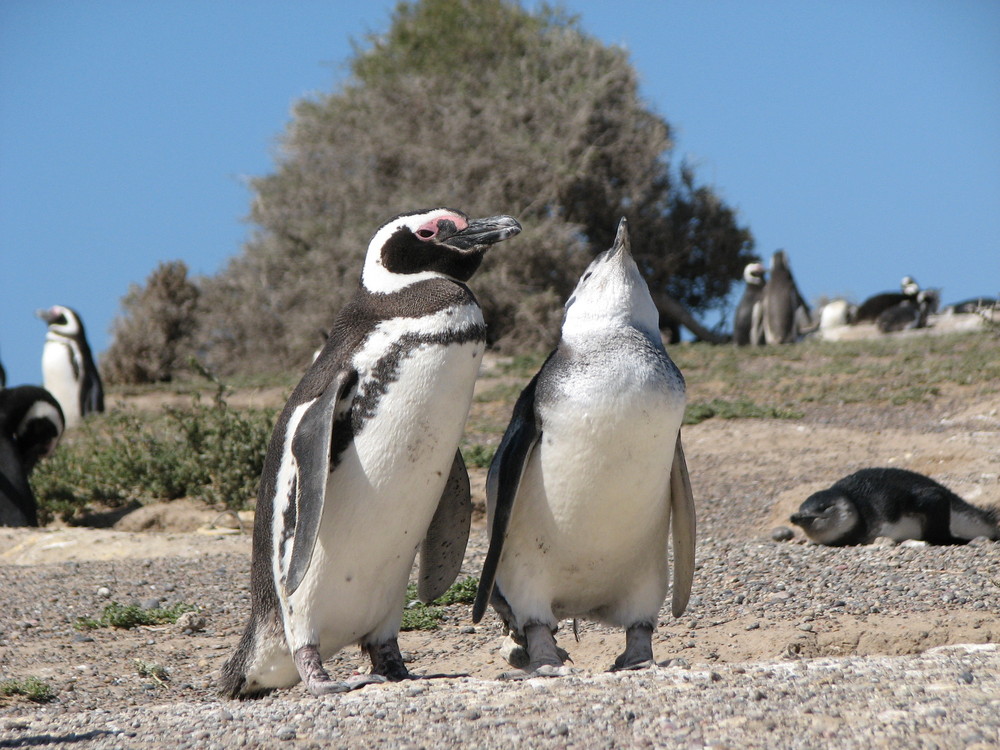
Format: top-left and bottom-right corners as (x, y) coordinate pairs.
(0, 676), (56, 703)
(75, 602), (197, 631)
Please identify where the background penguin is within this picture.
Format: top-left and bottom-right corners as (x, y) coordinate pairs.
(733, 262), (766, 346)
(473, 218), (696, 677)
(876, 289), (939, 333)
(0, 385), (64, 527)
(36, 305), (104, 428)
(220, 208), (521, 698)
(944, 296), (998, 314)
(854, 276), (920, 323)
(760, 250), (811, 344)
(790, 467), (999, 546)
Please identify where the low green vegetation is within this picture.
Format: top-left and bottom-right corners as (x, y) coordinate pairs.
(401, 576), (480, 631)
(0, 676), (55, 703)
(134, 659), (170, 686)
(31, 387), (275, 524)
(683, 399), (803, 425)
(75, 602), (197, 631)
(462, 444), (496, 469)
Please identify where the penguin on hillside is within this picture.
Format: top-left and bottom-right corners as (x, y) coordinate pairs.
(36, 305), (104, 428)
(219, 208), (521, 698)
(854, 276), (920, 323)
(760, 250), (810, 344)
(790, 467), (999, 546)
(733, 262), (766, 346)
(876, 289), (939, 333)
(0, 385), (64, 527)
(473, 218), (696, 677)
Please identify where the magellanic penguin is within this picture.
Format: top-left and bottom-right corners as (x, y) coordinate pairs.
(0, 385), (64, 527)
(219, 209), (521, 698)
(790, 467), (1000, 546)
(876, 289), (939, 333)
(760, 250), (810, 344)
(854, 276), (920, 323)
(36, 305), (104, 428)
(733, 262), (766, 346)
(472, 218), (696, 677)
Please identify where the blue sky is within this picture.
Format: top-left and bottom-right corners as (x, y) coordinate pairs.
(2, 1), (998, 385)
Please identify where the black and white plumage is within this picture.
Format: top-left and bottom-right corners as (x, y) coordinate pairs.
(854, 276), (920, 324)
(944, 297), (998, 314)
(760, 250), (810, 344)
(473, 218), (696, 677)
(220, 208), (521, 698)
(36, 305), (104, 428)
(790, 468), (999, 546)
(733, 262), (766, 346)
(0, 385), (64, 527)
(876, 289), (939, 333)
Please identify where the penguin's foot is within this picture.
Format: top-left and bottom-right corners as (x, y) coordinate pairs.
(363, 637), (411, 682)
(499, 632), (570, 669)
(496, 622), (576, 679)
(294, 644), (385, 696)
(610, 623), (655, 672)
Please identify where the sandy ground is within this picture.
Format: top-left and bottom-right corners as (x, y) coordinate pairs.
(1, 338), (999, 747)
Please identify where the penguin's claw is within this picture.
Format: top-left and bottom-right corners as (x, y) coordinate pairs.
(609, 658), (655, 672)
(499, 664), (578, 681)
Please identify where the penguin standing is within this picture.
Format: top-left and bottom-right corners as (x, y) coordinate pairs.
(0, 385), (64, 527)
(220, 208), (521, 698)
(36, 306), (104, 428)
(760, 250), (810, 344)
(472, 218), (696, 677)
(733, 262), (766, 346)
(790, 467), (999, 546)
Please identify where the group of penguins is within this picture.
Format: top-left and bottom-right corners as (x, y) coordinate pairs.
(732, 250), (997, 346)
(0, 306), (104, 526)
(1, 209), (997, 700)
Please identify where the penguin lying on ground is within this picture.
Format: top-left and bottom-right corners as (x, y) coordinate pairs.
(36, 305), (104, 428)
(733, 262), (766, 346)
(760, 250), (811, 344)
(0, 385), (64, 527)
(790, 468), (999, 546)
(854, 276), (920, 323)
(473, 218), (696, 677)
(944, 297), (998, 314)
(876, 289), (939, 333)
(220, 208), (521, 698)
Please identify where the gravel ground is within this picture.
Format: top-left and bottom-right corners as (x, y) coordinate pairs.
(1, 368), (998, 748)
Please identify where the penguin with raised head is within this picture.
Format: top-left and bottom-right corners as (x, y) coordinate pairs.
(760, 250), (810, 344)
(733, 262), (766, 346)
(0, 385), (64, 527)
(472, 218), (696, 677)
(790, 467), (999, 546)
(220, 208), (521, 698)
(36, 305), (104, 428)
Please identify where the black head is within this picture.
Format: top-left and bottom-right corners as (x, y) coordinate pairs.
(361, 208), (521, 292)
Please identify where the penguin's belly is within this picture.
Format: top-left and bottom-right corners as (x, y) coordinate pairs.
(287, 340), (483, 652)
(41, 341), (80, 426)
(499, 385), (684, 622)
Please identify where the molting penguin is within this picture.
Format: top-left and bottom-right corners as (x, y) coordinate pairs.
(0, 386), (64, 527)
(733, 262), (766, 346)
(790, 467), (999, 546)
(472, 218), (696, 677)
(36, 306), (104, 428)
(219, 208), (521, 698)
(760, 250), (810, 344)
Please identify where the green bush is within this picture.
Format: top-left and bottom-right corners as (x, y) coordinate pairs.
(400, 577), (481, 631)
(31, 393), (274, 523)
(75, 601), (197, 630)
(0, 676), (55, 703)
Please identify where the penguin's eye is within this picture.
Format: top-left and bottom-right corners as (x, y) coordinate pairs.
(416, 228), (436, 239)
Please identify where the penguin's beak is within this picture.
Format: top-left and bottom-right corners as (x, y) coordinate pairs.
(610, 217), (631, 259)
(444, 215), (522, 250)
(36, 307), (56, 324)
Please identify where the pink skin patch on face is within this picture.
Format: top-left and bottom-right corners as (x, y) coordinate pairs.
(415, 214), (467, 240)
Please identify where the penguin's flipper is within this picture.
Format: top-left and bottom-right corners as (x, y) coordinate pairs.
(472, 374), (543, 624)
(285, 369), (355, 595)
(417, 450), (473, 603)
(668, 433), (696, 617)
